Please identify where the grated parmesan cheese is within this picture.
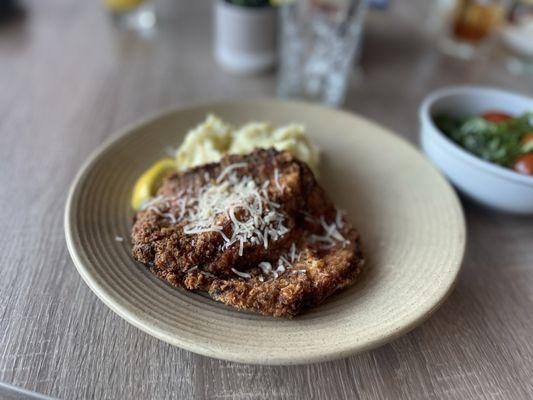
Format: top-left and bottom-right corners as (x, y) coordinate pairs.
(216, 162), (248, 183)
(140, 195), (169, 211)
(200, 270), (216, 278)
(144, 164), (290, 258)
(255, 242), (303, 280)
(308, 214), (347, 249)
(258, 261), (273, 274)
(231, 268), (251, 279)
(335, 209), (345, 229)
(290, 242), (296, 262)
(274, 168), (283, 192)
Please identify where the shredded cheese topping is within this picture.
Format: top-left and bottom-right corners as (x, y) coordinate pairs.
(231, 268), (252, 279)
(274, 168), (283, 193)
(250, 242), (304, 280)
(143, 163), (289, 257)
(308, 212), (348, 249)
(141, 165), (349, 281)
(183, 167), (288, 255)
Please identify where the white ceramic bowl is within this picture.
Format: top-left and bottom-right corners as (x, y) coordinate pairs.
(420, 86), (533, 214)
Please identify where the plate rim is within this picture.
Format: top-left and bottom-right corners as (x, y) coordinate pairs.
(64, 98), (466, 365)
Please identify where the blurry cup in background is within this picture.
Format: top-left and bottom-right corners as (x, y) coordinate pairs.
(277, 0), (368, 107)
(103, 0), (156, 33)
(438, 0), (507, 59)
(214, 0), (277, 74)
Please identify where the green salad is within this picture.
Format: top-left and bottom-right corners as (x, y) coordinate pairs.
(434, 111), (533, 176)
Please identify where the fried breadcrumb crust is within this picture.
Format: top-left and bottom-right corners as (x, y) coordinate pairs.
(131, 149), (364, 317)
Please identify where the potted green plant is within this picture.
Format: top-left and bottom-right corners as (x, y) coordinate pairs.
(214, 0), (278, 74)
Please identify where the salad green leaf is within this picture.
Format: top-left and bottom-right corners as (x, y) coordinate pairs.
(434, 112), (533, 168)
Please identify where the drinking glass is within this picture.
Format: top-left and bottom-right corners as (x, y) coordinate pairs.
(277, 0), (368, 106)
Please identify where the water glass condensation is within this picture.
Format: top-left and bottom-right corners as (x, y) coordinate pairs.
(277, 0), (367, 106)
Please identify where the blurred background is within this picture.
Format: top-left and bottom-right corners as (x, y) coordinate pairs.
(1, 0), (531, 144)
(1, 2), (533, 399)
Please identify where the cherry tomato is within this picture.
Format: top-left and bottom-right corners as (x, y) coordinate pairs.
(513, 153), (533, 176)
(522, 133), (533, 146)
(481, 111), (513, 123)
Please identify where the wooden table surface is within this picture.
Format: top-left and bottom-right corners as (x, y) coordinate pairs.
(1, 1), (532, 399)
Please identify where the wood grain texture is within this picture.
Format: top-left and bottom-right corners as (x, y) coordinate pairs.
(0, 0), (532, 399)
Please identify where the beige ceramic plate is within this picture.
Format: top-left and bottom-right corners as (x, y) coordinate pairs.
(65, 99), (465, 365)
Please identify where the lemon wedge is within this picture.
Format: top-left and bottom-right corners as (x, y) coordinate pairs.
(131, 158), (177, 210)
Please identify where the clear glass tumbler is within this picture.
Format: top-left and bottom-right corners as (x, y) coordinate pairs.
(277, 0), (368, 106)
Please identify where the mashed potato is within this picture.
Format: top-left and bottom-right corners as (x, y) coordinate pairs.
(175, 115), (233, 172)
(175, 115), (320, 174)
